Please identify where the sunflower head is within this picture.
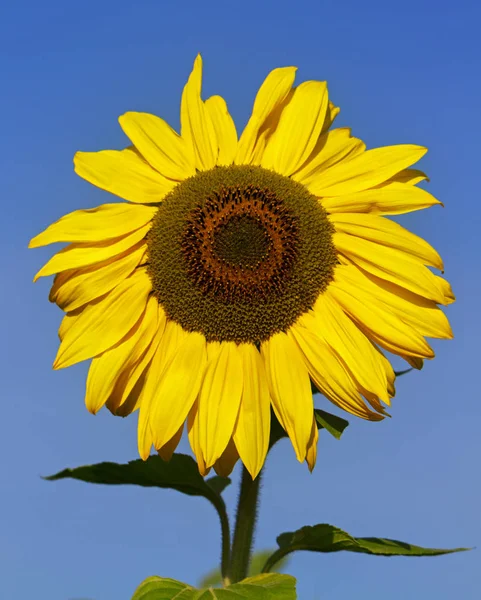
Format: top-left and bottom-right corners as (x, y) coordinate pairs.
(30, 54), (454, 479)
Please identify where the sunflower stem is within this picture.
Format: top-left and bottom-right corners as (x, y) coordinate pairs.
(228, 466), (262, 584)
(217, 500), (231, 586)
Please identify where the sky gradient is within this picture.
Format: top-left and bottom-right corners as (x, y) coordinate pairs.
(1, 0), (480, 598)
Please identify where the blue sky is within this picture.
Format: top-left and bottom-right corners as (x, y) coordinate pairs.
(1, 0), (480, 598)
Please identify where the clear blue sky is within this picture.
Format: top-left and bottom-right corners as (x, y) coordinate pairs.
(2, 0), (479, 598)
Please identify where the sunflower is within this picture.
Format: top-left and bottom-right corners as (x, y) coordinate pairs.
(30, 56), (454, 479)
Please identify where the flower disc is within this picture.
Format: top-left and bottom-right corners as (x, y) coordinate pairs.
(147, 165), (337, 344)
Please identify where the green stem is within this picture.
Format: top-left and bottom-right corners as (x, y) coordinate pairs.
(211, 496), (231, 586)
(228, 466), (263, 584)
(261, 547), (289, 574)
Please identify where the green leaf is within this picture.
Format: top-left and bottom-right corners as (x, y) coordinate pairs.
(314, 409), (349, 440)
(45, 454), (224, 508)
(133, 574), (296, 599)
(132, 576), (194, 600)
(206, 476), (231, 496)
(263, 524), (470, 572)
(198, 568), (225, 589)
(199, 550), (289, 588)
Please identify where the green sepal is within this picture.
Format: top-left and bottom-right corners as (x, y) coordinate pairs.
(269, 408), (348, 448)
(206, 476), (231, 496)
(132, 573), (296, 599)
(263, 524), (470, 572)
(199, 550), (289, 588)
(394, 368), (414, 376)
(314, 409), (349, 440)
(45, 453), (226, 513)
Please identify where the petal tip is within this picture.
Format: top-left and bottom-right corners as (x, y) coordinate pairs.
(73, 151), (88, 169)
(244, 462), (262, 481)
(32, 268), (44, 283)
(193, 54), (203, 71)
(139, 450), (151, 461)
(118, 112), (130, 126)
(138, 435), (152, 461)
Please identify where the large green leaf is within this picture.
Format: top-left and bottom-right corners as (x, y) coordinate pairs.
(133, 574), (296, 599)
(263, 524), (469, 572)
(132, 576), (193, 600)
(45, 454), (225, 510)
(199, 550), (289, 588)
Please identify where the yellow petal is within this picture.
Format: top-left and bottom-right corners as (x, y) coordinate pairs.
(214, 438), (239, 477)
(289, 325), (383, 421)
(119, 113), (195, 181)
(387, 168), (429, 185)
(261, 332), (313, 462)
(233, 344), (271, 480)
(250, 89), (300, 166)
(306, 145), (427, 196)
(85, 295), (159, 414)
(180, 55), (218, 171)
(336, 265), (453, 340)
(377, 350), (396, 397)
(30, 203), (155, 248)
(54, 268), (152, 369)
(305, 416), (319, 472)
(235, 66), (297, 165)
(205, 95), (238, 165)
(322, 181), (442, 215)
(262, 80), (329, 175)
(114, 332), (166, 415)
(107, 307), (166, 416)
(110, 369), (147, 417)
(137, 366), (155, 459)
(435, 275), (456, 305)
(293, 128), (365, 185)
(333, 231), (446, 304)
(137, 320), (184, 459)
(187, 400), (209, 476)
(58, 310), (78, 342)
(149, 331), (207, 452)
(74, 147), (176, 203)
(328, 273), (435, 358)
(49, 242), (146, 312)
(33, 224), (150, 281)
(322, 101), (340, 133)
(197, 342), (243, 468)
(360, 387), (391, 415)
(157, 424), (184, 462)
(330, 213), (443, 270)
(305, 293), (391, 404)
(403, 355), (424, 370)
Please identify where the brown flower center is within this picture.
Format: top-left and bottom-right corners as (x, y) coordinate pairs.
(147, 165), (337, 344)
(182, 186), (299, 303)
